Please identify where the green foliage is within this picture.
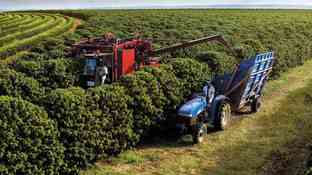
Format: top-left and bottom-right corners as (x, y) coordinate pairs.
(143, 65), (183, 112)
(0, 15), (61, 48)
(70, 9), (312, 77)
(18, 52), (45, 61)
(86, 85), (138, 154)
(0, 96), (64, 175)
(3, 9), (312, 174)
(0, 15), (47, 37)
(63, 32), (82, 46)
(42, 87), (95, 174)
(42, 86), (139, 174)
(30, 38), (67, 59)
(119, 71), (166, 135)
(169, 58), (212, 97)
(52, 10), (93, 20)
(196, 51), (237, 74)
(0, 13), (75, 59)
(12, 58), (77, 89)
(0, 68), (43, 104)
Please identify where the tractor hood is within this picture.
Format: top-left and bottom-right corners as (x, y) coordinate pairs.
(178, 96), (207, 118)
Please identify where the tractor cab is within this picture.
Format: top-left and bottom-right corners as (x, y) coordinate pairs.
(82, 53), (113, 87)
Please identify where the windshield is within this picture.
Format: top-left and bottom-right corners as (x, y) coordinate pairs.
(84, 58), (97, 76)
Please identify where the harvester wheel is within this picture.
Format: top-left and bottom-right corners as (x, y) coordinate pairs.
(215, 101), (232, 130)
(192, 123), (207, 144)
(251, 97), (261, 113)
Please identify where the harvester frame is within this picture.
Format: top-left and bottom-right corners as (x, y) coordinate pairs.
(71, 34), (236, 87)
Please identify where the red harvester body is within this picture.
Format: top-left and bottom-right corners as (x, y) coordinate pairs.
(71, 34), (236, 87)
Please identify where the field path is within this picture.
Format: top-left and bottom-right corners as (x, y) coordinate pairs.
(84, 60), (312, 175)
(69, 18), (81, 32)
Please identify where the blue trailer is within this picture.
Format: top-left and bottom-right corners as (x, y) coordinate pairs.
(177, 52), (275, 144)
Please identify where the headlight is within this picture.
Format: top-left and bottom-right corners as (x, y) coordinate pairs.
(203, 83), (215, 104)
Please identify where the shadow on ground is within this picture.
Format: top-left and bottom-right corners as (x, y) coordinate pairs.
(137, 110), (252, 150)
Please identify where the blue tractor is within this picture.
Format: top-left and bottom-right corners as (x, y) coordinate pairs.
(177, 52), (275, 144)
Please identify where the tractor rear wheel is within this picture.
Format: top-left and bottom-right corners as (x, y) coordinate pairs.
(215, 101), (232, 130)
(251, 97), (261, 113)
(192, 123), (207, 144)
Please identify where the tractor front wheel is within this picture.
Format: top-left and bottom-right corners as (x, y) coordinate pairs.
(192, 123), (207, 144)
(215, 101), (232, 130)
(251, 97), (261, 113)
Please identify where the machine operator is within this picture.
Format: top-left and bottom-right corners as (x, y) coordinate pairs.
(97, 62), (109, 85)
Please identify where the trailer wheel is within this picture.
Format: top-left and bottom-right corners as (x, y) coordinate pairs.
(192, 123), (207, 144)
(215, 101), (232, 130)
(251, 97), (261, 113)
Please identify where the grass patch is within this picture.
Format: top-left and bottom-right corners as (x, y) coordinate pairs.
(116, 151), (145, 165)
(0, 14), (75, 59)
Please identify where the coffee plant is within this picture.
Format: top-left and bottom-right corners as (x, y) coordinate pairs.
(0, 96), (64, 175)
